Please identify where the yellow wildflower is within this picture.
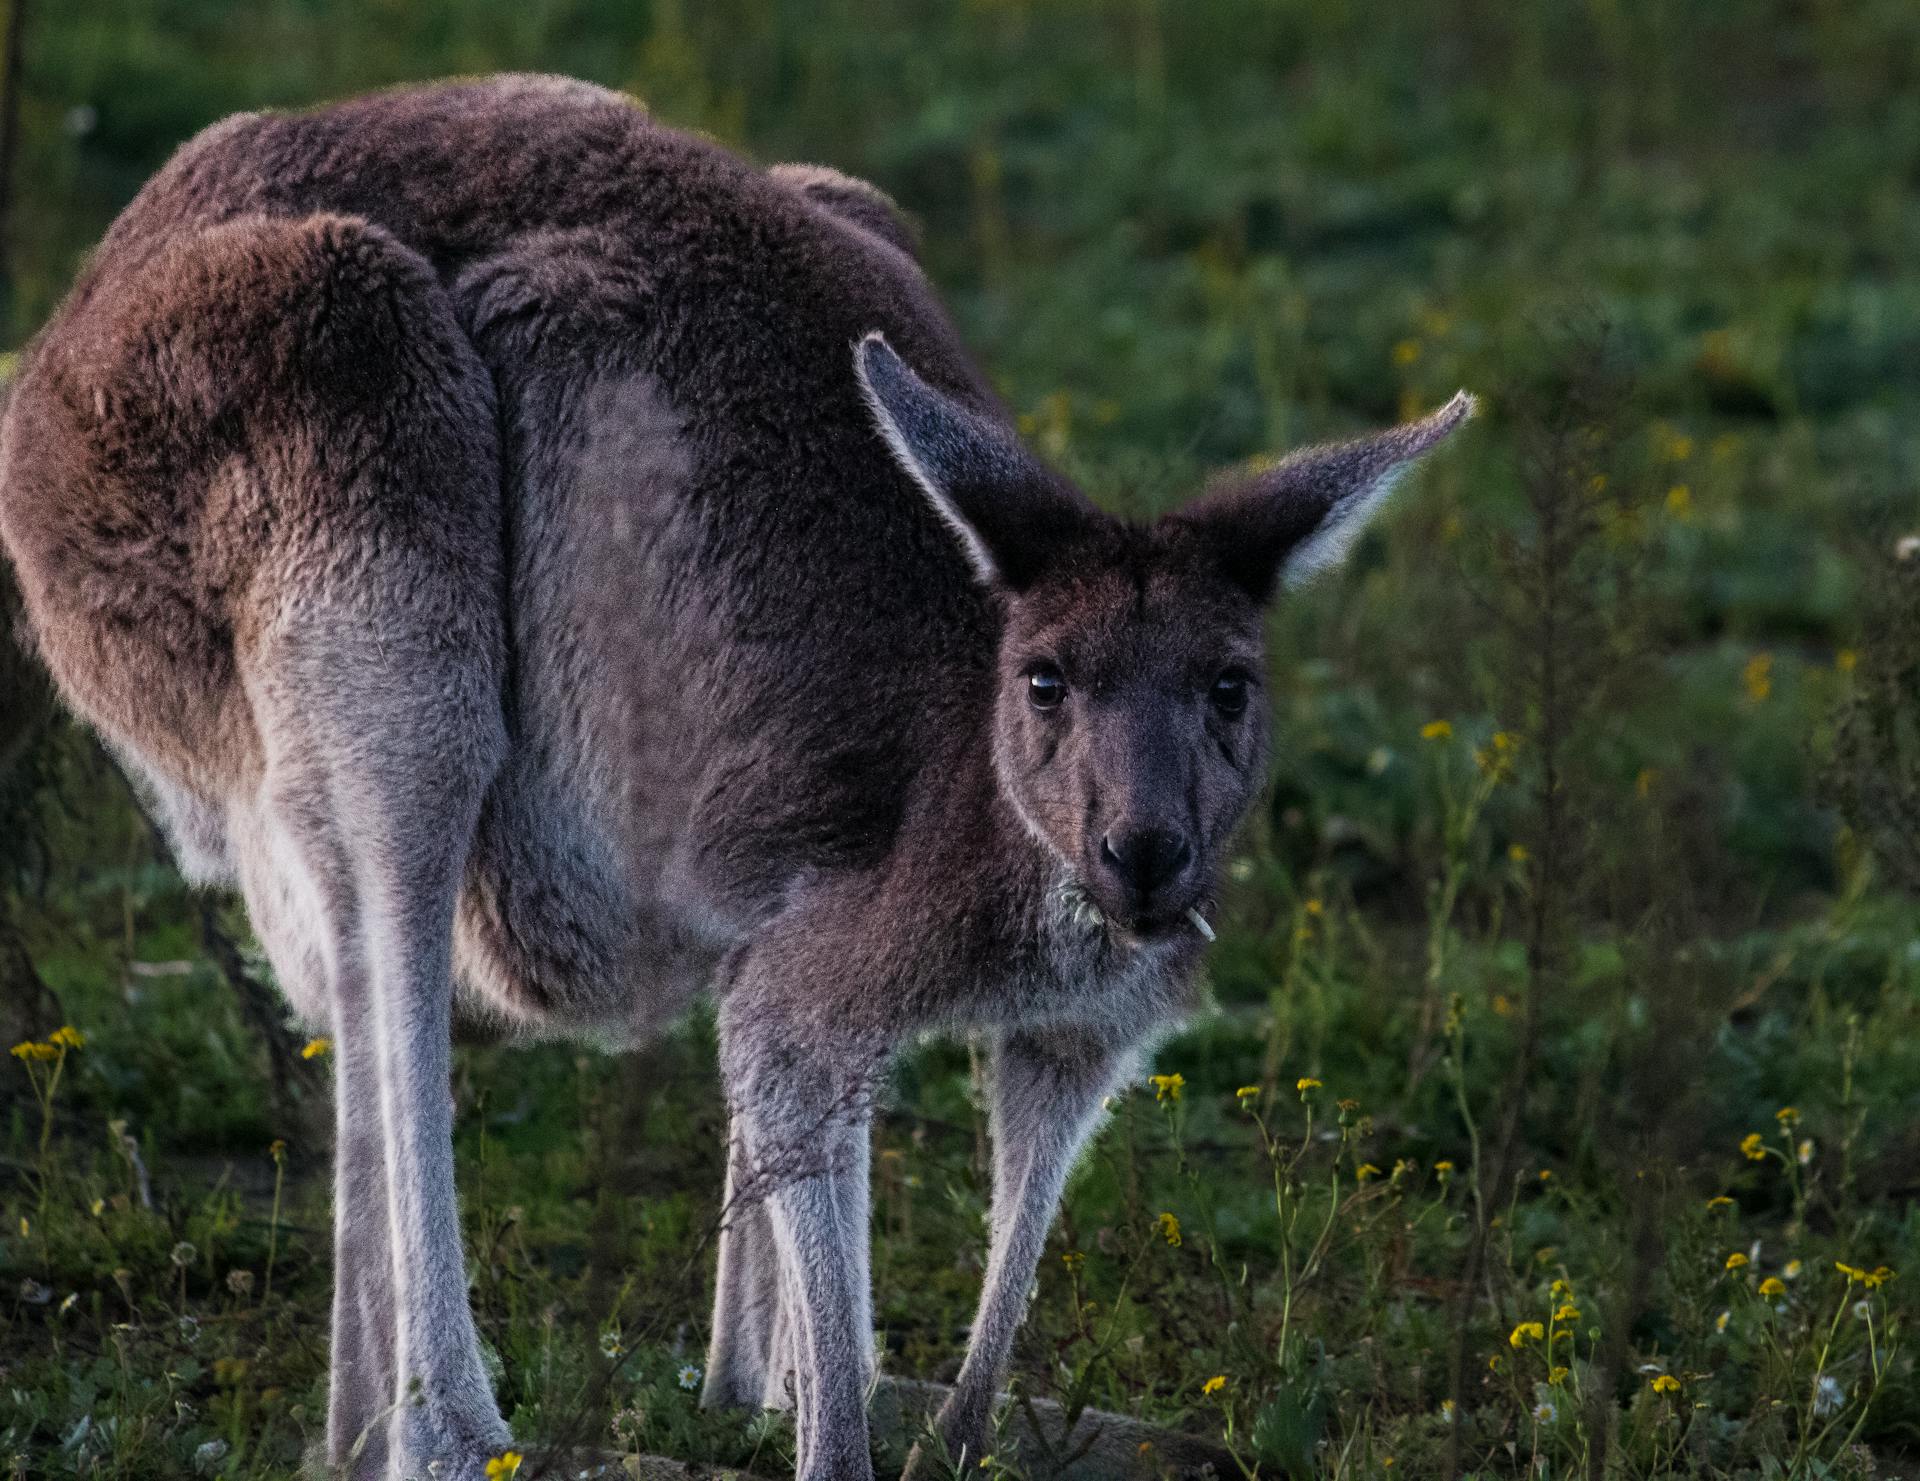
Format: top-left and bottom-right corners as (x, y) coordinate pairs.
(1234, 1084), (1260, 1106)
(1836, 1262), (1894, 1289)
(1666, 484), (1693, 519)
(1061, 1250), (1085, 1273)
(1304, 898), (1324, 916)
(47, 1026), (85, 1050)
(1759, 1277), (1786, 1297)
(1740, 1133), (1765, 1161)
(1725, 1252), (1749, 1271)
(1148, 1072), (1184, 1104)
(1157, 1211), (1182, 1247)
(1553, 1303), (1581, 1323)
(1784, 1260), (1803, 1279)
(1548, 1365), (1569, 1386)
(485, 1455), (523, 1481)
(1434, 1160), (1455, 1176)
(1775, 1106), (1799, 1126)
(1706, 1195), (1734, 1210)
(1475, 731), (1520, 780)
(1202, 1375), (1226, 1396)
(1420, 719), (1453, 741)
(10, 1040), (57, 1062)
(1296, 1076), (1322, 1095)
(1509, 1322), (1545, 1348)
(1508, 843), (1529, 864)
(1715, 1310), (1730, 1333)
(300, 1037), (333, 1061)
(1356, 1163), (1381, 1181)
(212, 1356), (250, 1385)
(1651, 1374), (1681, 1394)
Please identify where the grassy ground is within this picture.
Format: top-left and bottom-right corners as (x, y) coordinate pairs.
(6, 1), (1920, 1476)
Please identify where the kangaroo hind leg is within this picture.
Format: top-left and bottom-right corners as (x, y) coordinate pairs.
(211, 213), (510, 1478)
(243, 604), (507, 1478)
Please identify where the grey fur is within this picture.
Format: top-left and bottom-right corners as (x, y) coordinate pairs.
(0, 76), (1471, 1481)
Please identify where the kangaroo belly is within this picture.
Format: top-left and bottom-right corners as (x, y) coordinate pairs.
(448, 306), (738, 1034)
(453, 761), (730, 1040)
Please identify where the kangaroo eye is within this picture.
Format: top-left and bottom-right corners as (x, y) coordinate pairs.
(1211, 669), (1250, 718)
(1027, 664), (1068, 711)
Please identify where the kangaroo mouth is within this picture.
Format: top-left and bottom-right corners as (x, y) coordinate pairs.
(1053, 881), (1215, 946)
(1122, 904), (1215, 943)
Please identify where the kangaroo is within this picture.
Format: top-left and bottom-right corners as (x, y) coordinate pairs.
(0, 76), (1471, 1480)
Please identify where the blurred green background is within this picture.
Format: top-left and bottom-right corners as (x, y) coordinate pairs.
(5, 2), (1920, 1477)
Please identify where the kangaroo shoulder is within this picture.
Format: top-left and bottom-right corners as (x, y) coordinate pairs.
(768, 163), (920, 261)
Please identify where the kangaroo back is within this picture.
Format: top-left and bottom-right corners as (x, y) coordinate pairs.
(1, 75), (1010, 1029)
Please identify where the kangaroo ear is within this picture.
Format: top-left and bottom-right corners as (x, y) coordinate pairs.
(855, 332), (1096, 589)
(1174, 393), (1476, 602)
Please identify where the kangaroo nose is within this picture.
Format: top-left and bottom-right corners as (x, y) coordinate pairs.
(1099, 828), (1193, 900)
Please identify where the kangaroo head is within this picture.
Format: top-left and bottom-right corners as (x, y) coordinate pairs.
(857, 334), (1473, 941)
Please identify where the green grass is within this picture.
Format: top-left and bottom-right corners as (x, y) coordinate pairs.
(6, 1), (1920, 1476)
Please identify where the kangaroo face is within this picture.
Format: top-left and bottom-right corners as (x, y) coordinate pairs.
(856, 333), (1474, 941)
(989, 535), (1269, 936)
